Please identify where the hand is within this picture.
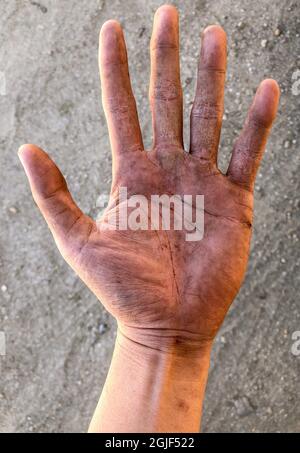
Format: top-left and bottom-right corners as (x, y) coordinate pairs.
(19, 6), (279, 355)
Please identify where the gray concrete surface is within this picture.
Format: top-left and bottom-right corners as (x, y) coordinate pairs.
(0, 0), (299, 433)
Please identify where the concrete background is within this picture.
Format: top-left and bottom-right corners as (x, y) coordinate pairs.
(0, 0), (299, 433)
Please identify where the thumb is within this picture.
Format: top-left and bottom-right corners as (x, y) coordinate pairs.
(18, 144), (95, 259)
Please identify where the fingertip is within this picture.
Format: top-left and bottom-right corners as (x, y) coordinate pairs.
(199, 25), (227, 71)
(99, 19), (127, 66)
(18, 144), (42, 165)
(153, 4), (179, 31)
(253, 79), (280, 126)
(258, 78), (280, 100)
(155, 4), (179, 19)
(100, 19), (122, 40)
(202, 24), (227, 42)
(18, 143), (34, 157)
(18, 143), (54, 182)
(151, 4), (179, 49)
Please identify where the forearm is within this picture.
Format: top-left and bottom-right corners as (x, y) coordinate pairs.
(88, 329), (211, 433)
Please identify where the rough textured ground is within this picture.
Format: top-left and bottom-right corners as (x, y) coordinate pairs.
(0, 0), (299, 433)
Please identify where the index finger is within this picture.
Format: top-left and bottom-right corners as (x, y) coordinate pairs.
(227, 79), (280, 190)
(99, 20), (143, 159)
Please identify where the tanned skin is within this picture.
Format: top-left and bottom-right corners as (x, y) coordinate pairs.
(19, 5), (279, 432)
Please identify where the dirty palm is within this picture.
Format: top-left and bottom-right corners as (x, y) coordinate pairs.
(19, 6), (279, 352)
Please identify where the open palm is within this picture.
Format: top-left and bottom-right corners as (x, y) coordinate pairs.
(19, 6), (279, 351)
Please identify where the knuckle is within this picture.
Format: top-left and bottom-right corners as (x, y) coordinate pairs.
(236, 138), (263, 161)
(191, 100), (223, 121)
(151, 79), (182, 101)
(105, 95), (136, 118)
(151, 42), (178, 55)
(248, 114), (271, 131)
(150, 38), (179, 61)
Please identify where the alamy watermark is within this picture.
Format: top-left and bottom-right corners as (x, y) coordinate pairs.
(291, 331), (300, 357)
(96, 187), (204, 241)
(0, 331), (5, 356)
(0, 71), (6, 96)
(291, 69), (300, 96)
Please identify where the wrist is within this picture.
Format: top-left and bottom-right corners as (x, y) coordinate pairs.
(114, 328), (211, 432)
(90, 327), (212, 432)
(117, 323), (213, 359)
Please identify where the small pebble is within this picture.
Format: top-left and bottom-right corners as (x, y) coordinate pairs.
(234, 396), (255, 417)
(99, 323), (108, 335)
(261, 39), (268, 48)
(274, 28), (282, 37)
(1, 285), (7, 293)
(284, 140), (291, 149)
(8, 206), (17, 214)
